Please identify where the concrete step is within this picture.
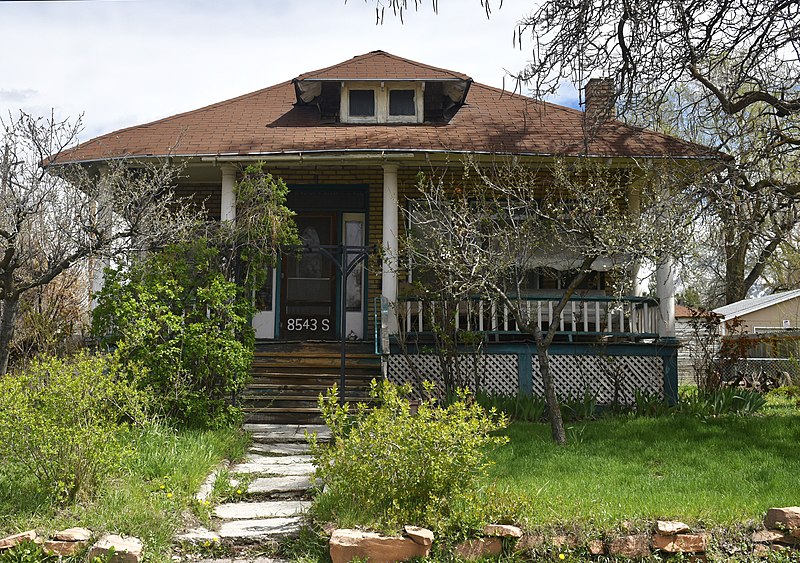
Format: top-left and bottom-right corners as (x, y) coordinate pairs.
(244, 424), (330, 444)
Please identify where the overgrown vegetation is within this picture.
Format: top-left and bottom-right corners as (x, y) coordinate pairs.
(0, 161), (297, 561)
(0, 422), (248, 562)
(309, 381), (510, 537)
(0, 352), (145, 503)
(477, 385), (771, 423)
(92, 240), (254, 428)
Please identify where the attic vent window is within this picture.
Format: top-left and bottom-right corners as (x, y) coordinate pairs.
(389, 90), (415, 116)
(349, 90), (375, 117)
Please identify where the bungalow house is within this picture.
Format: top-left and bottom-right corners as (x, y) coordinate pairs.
(60, 51), (714, 421)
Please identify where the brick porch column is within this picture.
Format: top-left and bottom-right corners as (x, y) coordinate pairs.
(381, 163), (399, 332)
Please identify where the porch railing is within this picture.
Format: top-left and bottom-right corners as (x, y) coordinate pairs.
(393, 295), (661, 340)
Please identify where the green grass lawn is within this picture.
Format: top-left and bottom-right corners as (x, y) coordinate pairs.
(488, 411), (800, 530)
(0, 423), (249, 563)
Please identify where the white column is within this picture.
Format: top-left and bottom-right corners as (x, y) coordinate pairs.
(381, 163), (399, 332)
(90, 165), (111, 309)
(220, 164), (237, 222)
(657, 257), (676, 338)
(627, 183), (643, 296)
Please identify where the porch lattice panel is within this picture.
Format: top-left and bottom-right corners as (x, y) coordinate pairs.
(539, 355), (663, 404)
(387, 352), (663, 404)
(387, 354), (518, 399)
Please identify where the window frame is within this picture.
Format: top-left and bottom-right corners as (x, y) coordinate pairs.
(340, 81), (424, 124)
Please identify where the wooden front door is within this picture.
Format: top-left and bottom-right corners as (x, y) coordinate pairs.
(280, 215), (337, 339)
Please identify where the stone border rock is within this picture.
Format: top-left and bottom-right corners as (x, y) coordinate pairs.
(323, 508), (800, 562)
(196, 460), (230, 503)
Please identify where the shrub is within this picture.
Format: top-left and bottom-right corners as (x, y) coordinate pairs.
(0, 352), (142, 503)
(92, 240), (254, 428)
(309, 381), (509, 535)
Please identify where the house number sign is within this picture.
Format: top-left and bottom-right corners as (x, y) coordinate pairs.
(285, 318), (331, 332)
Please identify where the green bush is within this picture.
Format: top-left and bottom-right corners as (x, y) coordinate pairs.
(92, 240), (254, 428)
(309, 381), (509, 535)
(0, 352), (142, 503)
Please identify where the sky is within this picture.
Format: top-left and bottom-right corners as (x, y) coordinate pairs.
(0, 0), (581, 143)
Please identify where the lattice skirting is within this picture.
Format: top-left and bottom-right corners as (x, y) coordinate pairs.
(387, 354), (518, 399)
(387, 353), (664, 403)
(542, 355), (663, 403)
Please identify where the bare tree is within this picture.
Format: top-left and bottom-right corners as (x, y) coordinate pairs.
(404, 159), (694, 443)
(0, 111), (199, 373)
(638, 87), (800, 305)
(373, 1), (799, 125)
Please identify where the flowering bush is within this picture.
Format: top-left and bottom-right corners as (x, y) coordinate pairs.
(310, 381), (509, 534)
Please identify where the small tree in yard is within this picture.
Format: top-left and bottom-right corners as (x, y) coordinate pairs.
(0, 111), (198, 373)
(405, 159), (694, 444)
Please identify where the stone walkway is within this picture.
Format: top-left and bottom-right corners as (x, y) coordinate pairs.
(178, 424), (329, 548)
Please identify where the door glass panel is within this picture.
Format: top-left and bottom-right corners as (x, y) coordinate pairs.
(345, 219), (363, 312)
(254, 268), (273, 311)
(282, 216), (335, 338)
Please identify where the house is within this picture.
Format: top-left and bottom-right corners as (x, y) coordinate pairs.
(713, 291), (800, 386)
(60, 51), (715, 420)
(714, 289), (800, 335)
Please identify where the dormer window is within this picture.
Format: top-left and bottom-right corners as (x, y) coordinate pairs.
(340, 81), (424, 124)
(349, 90), (375, 117)
(389, 90), (415, 116)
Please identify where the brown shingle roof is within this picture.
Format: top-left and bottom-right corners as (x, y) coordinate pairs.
(295, 50), (469, 81)
(60, 51), (715, 164)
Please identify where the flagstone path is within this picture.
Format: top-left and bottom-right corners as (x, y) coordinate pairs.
(177, 424), (330, 551)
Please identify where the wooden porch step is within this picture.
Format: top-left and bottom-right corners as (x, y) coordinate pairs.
(243, 343), (381, 424)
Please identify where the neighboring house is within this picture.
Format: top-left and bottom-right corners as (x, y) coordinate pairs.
(714, 289), (800, 335)
(713, 290), (800, 386)
(59, 51), (715, 420)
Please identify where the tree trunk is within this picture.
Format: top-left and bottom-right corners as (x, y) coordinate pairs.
(0, 295), (20, 374)
(536, 343), (566, 445)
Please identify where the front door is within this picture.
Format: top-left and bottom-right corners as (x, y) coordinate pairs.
(280, 215), (336, 339)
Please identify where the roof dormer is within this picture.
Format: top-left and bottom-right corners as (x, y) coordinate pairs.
(292, 50), (471, 124)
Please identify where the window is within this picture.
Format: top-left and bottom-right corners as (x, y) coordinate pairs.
(349, 90), (375, 117)
(389, 89), (415, 116)
(341, 81), (423, 123)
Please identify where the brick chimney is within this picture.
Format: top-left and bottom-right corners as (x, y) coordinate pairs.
(584, 78), (616, 125)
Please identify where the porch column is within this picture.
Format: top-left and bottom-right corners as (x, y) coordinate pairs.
(89, 165), (111, 309)
(220, 164), (237, 222)
(656, 257), (676, 338)
(627, 182), (643, 296)
(381, 163), (399, 332)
